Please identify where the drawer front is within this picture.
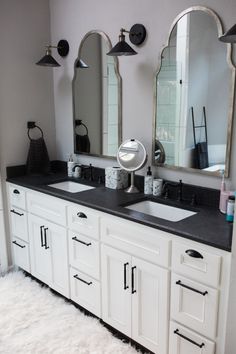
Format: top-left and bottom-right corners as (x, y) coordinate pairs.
(69, 230), (100, 279)
(9, 185), (26, 210)
(171, 273), (219, 339)
(169, 321), (215, 354)
(12, 237), (30, 272)
(27, 192), (66, 226)
(10, 207), (28, 242)
(70, 267), (101, 317)
(101, 216), (171, 267)
(68, 205), (100, 239)
(172, 241), (222, 287)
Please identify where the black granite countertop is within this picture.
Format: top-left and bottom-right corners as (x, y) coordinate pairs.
(6, 172), (233, 252)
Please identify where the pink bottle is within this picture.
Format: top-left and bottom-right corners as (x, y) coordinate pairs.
(219, 171), (230, 214)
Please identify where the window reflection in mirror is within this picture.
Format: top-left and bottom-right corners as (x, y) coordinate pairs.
(73, 31), (122, 158)
(153, 8), (235, 177)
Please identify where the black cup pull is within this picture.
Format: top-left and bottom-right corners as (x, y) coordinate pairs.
(44, 228), (49, 249)
(124, 262), (129, 290)
(185, 249), (203, 259)
(77, 212), (87, 218)
(176, 280), (208, 296)
(12, 240), (25, 249)
(40, 226), (45, 247)
(131, 266), (137, 294)
(13, 189), (20, 194)
(72, 236), (91, 246)
(73, 274), (92, 286)
(10, 209), (24, 217)
(174, 329), (205, 348)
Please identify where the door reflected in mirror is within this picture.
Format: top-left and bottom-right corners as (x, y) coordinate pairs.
(153, 7), (235, 177)
(73, 31), (122, 158)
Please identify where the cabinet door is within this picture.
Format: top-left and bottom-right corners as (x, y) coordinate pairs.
(29, 214), (52, 285)
(132, 257), (169, 354)
(12, 237), (30, 272)
(10, 207), (28, 242)
(101, 245), (131, 337)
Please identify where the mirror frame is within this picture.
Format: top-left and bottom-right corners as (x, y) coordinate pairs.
(72, 30), (122, 159)
(152, 6), (236, 177)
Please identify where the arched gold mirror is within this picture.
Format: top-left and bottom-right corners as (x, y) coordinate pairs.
(153, 6), (235, 177)
(73, 31), (122, 158)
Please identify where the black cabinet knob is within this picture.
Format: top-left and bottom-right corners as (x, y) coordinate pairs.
(77, 212), (87, 218)
(185, 249), (203, 259)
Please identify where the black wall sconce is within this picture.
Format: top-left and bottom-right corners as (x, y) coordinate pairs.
(219, 24), (236, 43)
(36, 39), (69, 67)
(107, 24), (146, 56)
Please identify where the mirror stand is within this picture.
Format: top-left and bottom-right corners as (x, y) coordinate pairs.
(126, 171), (139, 193)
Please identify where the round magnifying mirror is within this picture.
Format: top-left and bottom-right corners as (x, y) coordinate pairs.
(117, 139), (147, 193)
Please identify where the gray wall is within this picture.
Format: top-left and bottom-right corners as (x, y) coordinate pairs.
(50, 0), (236, 189)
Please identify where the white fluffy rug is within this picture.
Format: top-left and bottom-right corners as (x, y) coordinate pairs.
(0, 271), (139, 354)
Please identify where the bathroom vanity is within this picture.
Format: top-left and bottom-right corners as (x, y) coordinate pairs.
(6, 171), (232, 354)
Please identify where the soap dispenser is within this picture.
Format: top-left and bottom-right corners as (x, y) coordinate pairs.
(144, 166), (153, 195)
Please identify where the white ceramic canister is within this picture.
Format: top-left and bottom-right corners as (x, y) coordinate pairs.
(153, 178), (163, 196)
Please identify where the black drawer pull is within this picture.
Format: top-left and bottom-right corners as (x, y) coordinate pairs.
(72, 236), (91, 246)
(185, 249), (203, 259)
(12, 240), (25, 249)
(176, 280), (208, 296)
(77, 212), (87, 218)
(73, 274), (92, 286)
(40, 226), (45, 247)
(131, 266), (136, 294)
(13, 189), (20, 194)
(124, 262), (129, 290)
(44, 228), (49, 249)
(10, 209), (24, 216)
(174, 329), (205, 348)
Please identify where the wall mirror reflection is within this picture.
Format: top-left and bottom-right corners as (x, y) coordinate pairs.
(153, 7), (235, 177)
(73, 31), (122, 158)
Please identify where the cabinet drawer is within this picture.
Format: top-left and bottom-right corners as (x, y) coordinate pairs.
(68, 204), (100, 239)
(171, 273), (219, 339)
(9, 185), (26, 210)
(27, 192), (66, 226)
(169, 321), (215, 354)
(10, 207), (28, 242)
(70, 267), (101, 317)
(101, 216), (171, 267)
(12, 237), (30, 272)
(172, 241), (221, 287)
(69, 230), (100, 279)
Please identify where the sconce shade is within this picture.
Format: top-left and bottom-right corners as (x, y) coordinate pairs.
(219, 24), (236, 43)
(36, 53), (60, 67)
(107, 40), (137, 56)
(76, 59), (89, 68)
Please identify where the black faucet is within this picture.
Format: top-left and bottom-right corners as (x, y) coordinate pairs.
(162, 179), (183, 202)
(81, 164), (94, 181)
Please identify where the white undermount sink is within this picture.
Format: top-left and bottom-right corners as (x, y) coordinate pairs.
(125, 200), (197, 222)
(47, 181), (95, 193)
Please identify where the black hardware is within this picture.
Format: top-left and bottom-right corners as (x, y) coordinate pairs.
(27, 121), (44, 140)
(77, 212), (87, 218)
(131, 266), (137, 294)
(40, 225), (45, 247)
(176, 280), (208, 296)
(185, 249), (203, 259)
(73, 274), (92, 286)
(179, 79), (182, 84)
(12, 240), (25, 249)
(10, 209), (24, 217)
(190, 193), (197, 206)
(72, 236), (91, 246)
(162, 179), (183, 201)
(174, 329), (205, 348)
(44, 228), (49, 249)
(13, 189), (20, 194)
(124, 262), (129, 290)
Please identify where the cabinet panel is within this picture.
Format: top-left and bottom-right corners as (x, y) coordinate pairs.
(69, 230), (99, 279)
(9, 185), (26, 210)
(171, 273), (219, 339)
(169, 321), (215, 354)
(132, 257), (169, 354)
(172, 241), (221, 287)
(27, 192), (66, 226)
(10, 207), (28, 242)
(101, 245), (131, 337)
(12, 237), (30, 272)
(68, 204), (100, 239)
(70, 267), (101, 317)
